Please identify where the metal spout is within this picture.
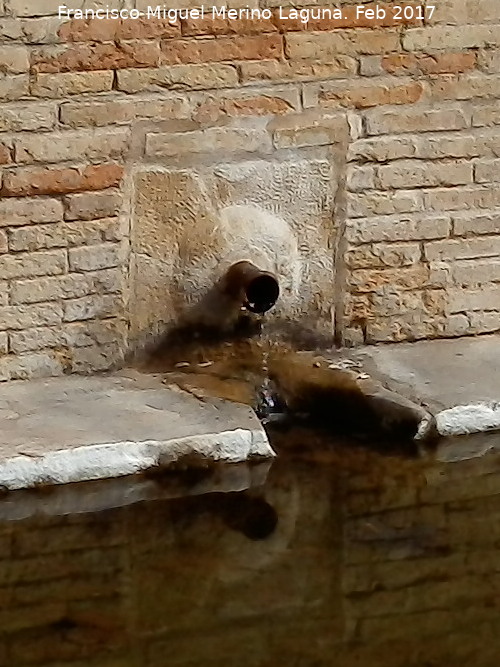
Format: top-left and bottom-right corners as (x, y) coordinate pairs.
(222, 261), (280, 314)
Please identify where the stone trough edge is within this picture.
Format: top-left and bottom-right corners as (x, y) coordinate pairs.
(436, 402), (500, 437)
(0, 428), (275, 491)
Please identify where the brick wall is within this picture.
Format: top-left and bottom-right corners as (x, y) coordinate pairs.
(1, 0), (499, 379)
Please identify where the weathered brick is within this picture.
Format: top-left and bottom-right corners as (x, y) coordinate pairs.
(0, 281), (7, 307)
(8, 219), (123, 252)
(58, 17), (180, 42)
(403, 26), (500, 51)
(182, 14), (275, 36)
(69, 341), (123, 372)
(0, 303), (63, 331)
(160, 34), (283, 65)
(0, 230), (6, 253)
(365, 107), (470, 136)
(348, 265), (433, 293)
(469, 311), (500, 333)
(116, 63), (238, 92)
(10, 268), (121, 304)
(0, 17), (22, 40)
(13, 129), (130, 164)
(63, 293), (123, 322)
(371, 289), (444, 320)
(64, 218), (125, 246)
(359, 55), (385, 77)
(424, 185), (500, 212)
(475, 159), (500, 183)
(346, 165), (377, 191)
(286, 30), (400, 60)
(348, 135), (418, 162)
(14, 16), (63, 43)
(31, 41), (161, 73)
(448, 286), (500, 313)
(473, 104), (500, 127)
(1, 163), (124, 196)
(469, 0), (500, 22)
(451, 258), (500, 285)
(426, 236), (500, 261)
(8, 224), (65, 251)
(443, 313), (471, 336)
(193, 89), (298, 122)
(8, 351), (66, 380)
(429, 73), (500, 102)
(68, 243), (124, 272)
(346, 242), (421, 269)
(240, 57), (357, 83)
(382, 52), (477, 75)
(0, 141), (11, 164)
(378, 160), (473, 189)
(366, 313), (447, 342)
(63, 318), (127, 349)
(64, 190), (122, 221)
(60, 96), (190, 127)
(346, 214), (451, 243)
(350, 130), (500, 162)
(347, 190), (424, 218)
(316, 79), (424, 109)
(0, 197), (63, 226)
(0, 102), (56, 132)
(0, 73), (28, 101)
(453, 210), (500, 236)
(0, 249), (66, 280)
(30, 70), (114, 97)
(145, 127), (272, 158)
(270, 111), (348, 149)
(0, 45), (29, 73)
(7, 0), (62, 17)
(9, 326), (64, 353)
(0, 331), (7, 354)
(478, 49), (500, 75)
(425, 0), (468, 26)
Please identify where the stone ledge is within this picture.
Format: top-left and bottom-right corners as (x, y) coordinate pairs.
(348, 334), (500, 437)
(0, 372), (274, 491)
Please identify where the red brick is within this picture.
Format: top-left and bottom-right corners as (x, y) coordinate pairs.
(31, 41), (161, 73)
(383, 52), (477, 75)
(273, 3), (422, 31)
(193, 95), (294, 123)
(181, 15), (276, 36)
(1, 164), (124, 197)
(160, 34), (283, 65)
(58, 17), (180, 42)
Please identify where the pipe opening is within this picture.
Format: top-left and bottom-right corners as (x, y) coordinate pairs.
(245, 274), (280, 314)
(222, 261), (280, 315)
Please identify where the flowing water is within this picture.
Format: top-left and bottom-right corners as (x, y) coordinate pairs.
(256, 321), (278, 421)
(1, 429), (500, 666)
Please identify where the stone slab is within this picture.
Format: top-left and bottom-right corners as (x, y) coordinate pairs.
(348, 335), (500, 436)
(0, 461), (273, 522)
(0, 371), (274, 490)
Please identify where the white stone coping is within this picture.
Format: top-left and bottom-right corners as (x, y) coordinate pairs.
(0, 428), (274, 491)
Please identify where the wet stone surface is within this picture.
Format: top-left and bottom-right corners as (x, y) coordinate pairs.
(1, 430), (500, 665)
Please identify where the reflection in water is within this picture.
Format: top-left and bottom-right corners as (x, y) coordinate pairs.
(1, 433), (500, 665)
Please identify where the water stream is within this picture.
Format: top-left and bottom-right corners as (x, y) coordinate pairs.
(256, 320), (278, 422)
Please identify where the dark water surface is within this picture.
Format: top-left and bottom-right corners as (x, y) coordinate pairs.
(1, 430), (500, 666)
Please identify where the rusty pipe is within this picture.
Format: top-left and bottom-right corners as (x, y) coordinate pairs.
(221, 261), (280, 314)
